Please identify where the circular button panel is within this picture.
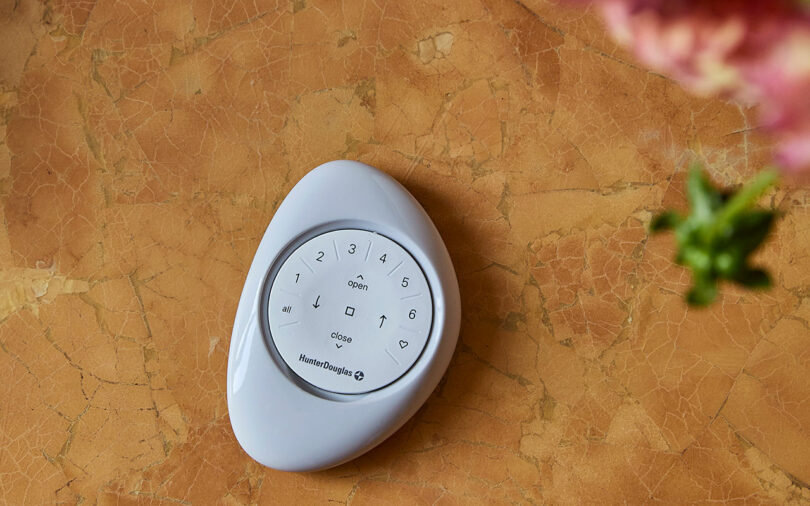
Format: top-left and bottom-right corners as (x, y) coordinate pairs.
(267, 229), (433, 394)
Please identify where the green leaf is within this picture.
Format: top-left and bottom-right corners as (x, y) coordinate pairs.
(680, 245), (712, 272)
(650, 211), (682, 232)
(713, 251), (740, 277)
(687, 274), (718, 306)
(733, 268), (771, 289)
(687, 165), (721, 225)
(724, 210), (775, 256)
(713, 170), (777, 234)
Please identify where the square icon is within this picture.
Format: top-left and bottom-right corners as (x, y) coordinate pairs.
(345, 306), (355, 317)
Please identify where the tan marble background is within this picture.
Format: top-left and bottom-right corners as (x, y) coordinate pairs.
(1, 0), (810, 503)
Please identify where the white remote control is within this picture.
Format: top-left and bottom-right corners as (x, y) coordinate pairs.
(227, 160), (461, 471)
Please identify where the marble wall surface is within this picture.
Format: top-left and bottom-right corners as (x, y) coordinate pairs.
(1, 0), (809, 503)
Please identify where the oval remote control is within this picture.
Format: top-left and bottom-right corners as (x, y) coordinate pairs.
(227, 160), (461, 471)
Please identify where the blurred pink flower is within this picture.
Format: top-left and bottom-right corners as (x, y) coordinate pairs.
(576, 0), (810, 173)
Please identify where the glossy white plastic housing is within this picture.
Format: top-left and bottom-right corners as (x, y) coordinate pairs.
(227, 160), (461, 472)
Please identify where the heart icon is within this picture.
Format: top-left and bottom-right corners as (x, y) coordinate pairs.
(399, 340), (409, 349)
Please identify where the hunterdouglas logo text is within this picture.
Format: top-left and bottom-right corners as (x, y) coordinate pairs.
(298, 354), (353, 377)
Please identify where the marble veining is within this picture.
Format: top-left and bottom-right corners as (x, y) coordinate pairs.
(1, 0), (809, 503)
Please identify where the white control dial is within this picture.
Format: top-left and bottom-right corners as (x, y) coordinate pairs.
(268, 229), (433, 394)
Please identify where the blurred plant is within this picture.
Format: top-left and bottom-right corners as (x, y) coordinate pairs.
(651, 165), (777, 306)
(587, 0), (810, 173)
(558, 0), (807, 304)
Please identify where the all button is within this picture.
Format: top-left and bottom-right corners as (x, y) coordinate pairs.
(271, 288), (300, 329)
